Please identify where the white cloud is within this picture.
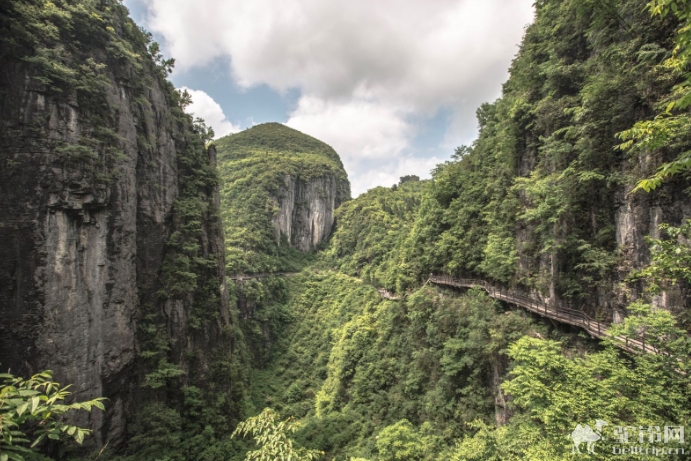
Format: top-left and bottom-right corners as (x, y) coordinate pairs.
(286, 96), (415, 195)
(181, 87), (241, 138)
(144, 0), (532, 107)
(139, 0), (534, 191)
(349, 156), (443, 197)
(287, 96), (411, 162)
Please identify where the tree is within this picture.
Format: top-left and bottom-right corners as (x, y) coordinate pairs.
(231, 408), (323, 461)
(398, 175), (420, 185)
(375, 420), (438, 461)
(493, 335), (690, 460)
(617, 0), (691, 191)
(0, 370), (106, 461)
(631, 219), (691, 293)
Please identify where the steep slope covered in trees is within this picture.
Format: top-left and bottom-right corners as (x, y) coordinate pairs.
(399, 0), (691, 320)
(230, 0), (691, 460)
(324, 177), (424, 291)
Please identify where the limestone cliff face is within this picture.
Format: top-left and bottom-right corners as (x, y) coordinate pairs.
(272, 174), (347, 251)
(515, 145), (691, 319)
(0, 2), (229, 449)
(611, 165), (691, 315)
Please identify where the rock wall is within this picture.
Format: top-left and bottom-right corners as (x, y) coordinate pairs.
(0, 15), (229, 450)
(271, 174), (347, 251)
(612, 173), (691, 315)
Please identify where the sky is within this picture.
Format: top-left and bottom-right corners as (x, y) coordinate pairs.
(123, 0), (534, 196)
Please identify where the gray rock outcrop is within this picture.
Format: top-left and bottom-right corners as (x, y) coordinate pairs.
(272, 174), (345, 251)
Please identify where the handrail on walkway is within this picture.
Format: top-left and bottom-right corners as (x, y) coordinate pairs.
(427, 274), (657, 355)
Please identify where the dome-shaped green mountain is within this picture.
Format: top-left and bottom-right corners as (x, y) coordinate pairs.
(213, 123), (350, 272)
(214, 122), (344, 167)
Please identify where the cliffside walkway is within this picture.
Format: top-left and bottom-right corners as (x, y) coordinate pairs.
(228, 272), (294, 281)
(428, 275), (658, 355)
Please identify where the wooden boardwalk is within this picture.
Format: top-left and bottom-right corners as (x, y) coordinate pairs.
(428, 275), (658, 355)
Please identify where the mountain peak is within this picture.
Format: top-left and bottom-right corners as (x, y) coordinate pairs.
(214, 122), (343, 166)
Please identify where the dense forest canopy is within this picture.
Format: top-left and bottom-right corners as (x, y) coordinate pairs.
(3, 0), (691, 460)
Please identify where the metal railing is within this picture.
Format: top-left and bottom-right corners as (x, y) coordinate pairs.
(428, 274), (657, 355)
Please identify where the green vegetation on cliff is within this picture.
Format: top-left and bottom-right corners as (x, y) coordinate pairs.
(325, 177), (424, 291)
(227, 0), (691, 460)
(215, 123), (350, 274)
(5, 0), (691, 460)
(400, 0), (687, 302)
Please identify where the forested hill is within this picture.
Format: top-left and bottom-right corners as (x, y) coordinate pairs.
(215, 123), (350, 271)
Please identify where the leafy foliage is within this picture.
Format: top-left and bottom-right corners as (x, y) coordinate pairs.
(374, 420), (439, 461)
(325, 179), (425, 291)
(0, 371), (105, 461)
(617, 0), (691, 191)
(631, 219), (691, 293)
(449, 333), (690, 461)
(231, 408), (323, 461)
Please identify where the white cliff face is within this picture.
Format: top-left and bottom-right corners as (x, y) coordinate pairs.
(271, 174), (346, 251)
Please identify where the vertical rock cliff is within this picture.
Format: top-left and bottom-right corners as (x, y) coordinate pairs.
(271, 174), (344, 251)
(0, 0), (230, 449)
